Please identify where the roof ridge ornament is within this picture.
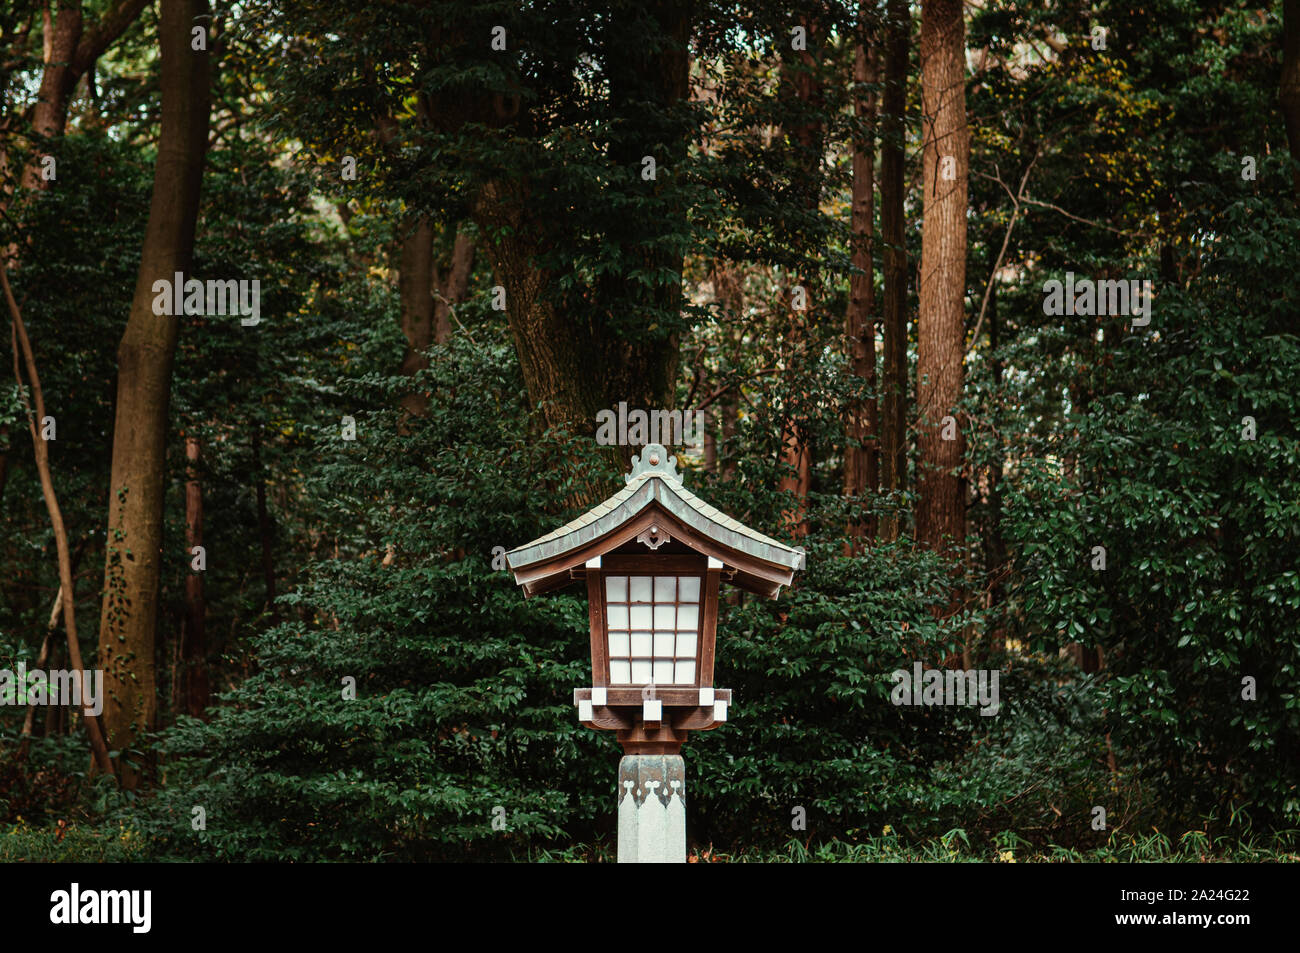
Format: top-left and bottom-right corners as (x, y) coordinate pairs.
(625, 443), (682, 485)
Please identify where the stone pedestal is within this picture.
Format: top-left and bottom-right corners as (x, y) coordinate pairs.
(617, 754), (686, 863)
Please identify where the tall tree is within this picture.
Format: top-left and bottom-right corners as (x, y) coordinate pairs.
(844, 5), (879, 547)
(469, 2), (692, 498)
(96, 0), (211, 785)
(1, 1), (149, 498)
(259, 2), (844, 507)
(915, 0), (967, 552)
(878, 0), (909, 542)
(21, 0), (150, 189)
(1282, 0), (1300, 200)
(396, 219), (476, 418)
(181, 433), (207, 716)
(396, 217), (435, 417)
(777, 14), (828, 540)
(4, 267), (114, 775)
(433, 226), (476, 345)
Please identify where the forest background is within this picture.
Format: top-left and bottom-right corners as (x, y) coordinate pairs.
(0, 0), (1297, 862)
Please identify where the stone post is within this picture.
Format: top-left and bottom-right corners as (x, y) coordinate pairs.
(617, 754), (686, 863)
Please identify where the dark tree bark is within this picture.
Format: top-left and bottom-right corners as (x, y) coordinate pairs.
(434, 225), (476, 345)
(95, 0), (211, 787)
(720, 397), (737, 479)
(844, 7), (880, 549)
(4, 268), (114, 777)
(983, 285), (1007, 616)
(22, 0), (151, 189)
(43, 634), (63, 737)
(253, 431), (277, 623)
(20, 585), (63, 751)
(0, 2), (149, 502)
(473, 3), (690, 503)
(0, 431), (9, 504)
(182, 434), (208, 716)
(703, 405), (718, 473)
(397, 218), (435, 417)
(916, 0), (968, 554)
(1281, 0), (1300, 199)
(879, 0), (910, 542)
(711, 263), (745, 480)
(777, 14), (827, 540)
(478, 181), (662, 468)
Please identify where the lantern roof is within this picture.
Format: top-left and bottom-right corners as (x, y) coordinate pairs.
(506, 444), (806, 599)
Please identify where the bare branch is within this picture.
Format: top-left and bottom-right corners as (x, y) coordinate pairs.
(73, 0), (150, 75)
(3, 265), (115, 778)
(967, 147), (1041, 356)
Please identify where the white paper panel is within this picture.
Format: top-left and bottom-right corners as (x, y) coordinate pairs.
(608, 632), (630, 658)
(629, 576), (652, 602)
(605, 575), (627, 601)
(678, 576), (701, 601)
(630, 632), (652, 656)
(610, 661), (631, 684)
(607, 605), (628, 629)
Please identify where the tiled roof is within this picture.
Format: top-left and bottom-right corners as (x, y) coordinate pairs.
(506, 444), (805, 573)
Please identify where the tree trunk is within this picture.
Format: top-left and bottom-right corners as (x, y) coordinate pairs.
(21, 0), (151, 190)
(844, 10), (879, 550)
(983, 285), (1008, 628)
(20, 584), (63, 752)
(477, 189), (626, 471)
(778, 398), (812, 538)
(712, 263), (745, 480)
(395, 220), (474, 416)
(95, 0), (211, 787)
(1, 2), (144, 512)
(778, 15), (826, 540)
(21, 1), (83, 190)
(434, 225), (476, 345)
(4, 269), (114, 776)
(18, 535), (87, 746)
(253, 431), (277, 623)
(879, 0), (910, 542)
(182, 434), (208, 716)
(1281, 0), (1300, 200)
(397, 218), (435, 417)
(474, 4), (689, 502)
(915, 0), (968, 554)
(720, 397), (737, 479)
(43, 635), (64, 737)
(702, 406), (718, 473)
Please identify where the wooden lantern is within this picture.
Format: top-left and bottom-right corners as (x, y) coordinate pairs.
(506, 443), (805, 755)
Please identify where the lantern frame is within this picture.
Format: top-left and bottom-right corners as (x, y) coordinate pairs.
(506, 444), (804, 753)
(586, 553), (713, 691)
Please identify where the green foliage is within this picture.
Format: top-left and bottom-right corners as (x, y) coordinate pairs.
(3, 0), (1299, 863)
(134, 336), (597, 860)
(127, 331), (1116, 860)
(1000, 197), (1300, 830)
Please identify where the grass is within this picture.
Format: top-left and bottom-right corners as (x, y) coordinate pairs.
(526, 827), (1300, 863)
(4, 819), (1295, 863)
(0, 819), (152, 863)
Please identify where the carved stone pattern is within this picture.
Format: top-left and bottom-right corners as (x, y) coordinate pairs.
(617, 754), (687, 808)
